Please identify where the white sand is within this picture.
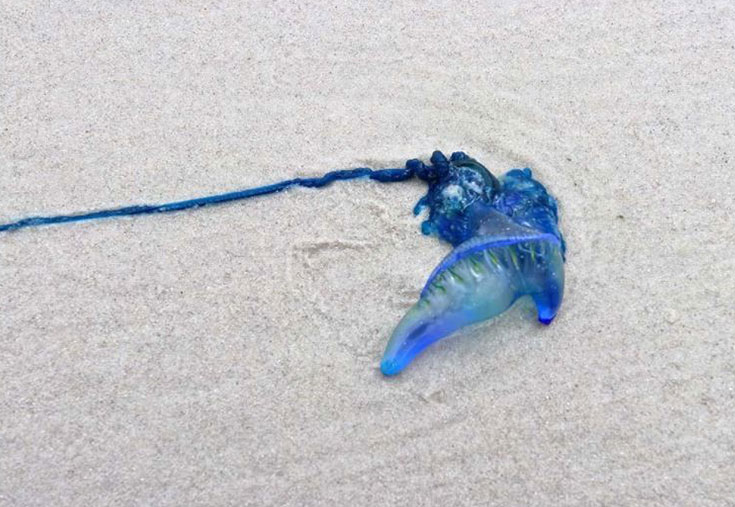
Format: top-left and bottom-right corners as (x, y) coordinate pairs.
(2, 2), (734, 505)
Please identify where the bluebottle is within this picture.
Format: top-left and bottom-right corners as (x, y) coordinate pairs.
(0, 151), (565, 376)
(381, 151), (565, 375)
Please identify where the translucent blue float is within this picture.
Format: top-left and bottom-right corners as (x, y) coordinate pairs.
(0, 151), (565, 375)
(381, 151), (565, 375)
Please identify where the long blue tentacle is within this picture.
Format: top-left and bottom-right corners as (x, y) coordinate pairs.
(0, 166), (414, 233)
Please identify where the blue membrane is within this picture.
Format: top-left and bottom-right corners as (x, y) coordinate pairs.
(380, 151), (565, 375)
(0, 151), (565, 376)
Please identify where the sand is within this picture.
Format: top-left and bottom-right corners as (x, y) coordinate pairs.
(2, 2), (734, 505)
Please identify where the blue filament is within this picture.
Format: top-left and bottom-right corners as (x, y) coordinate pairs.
(0, 166), (414, 233)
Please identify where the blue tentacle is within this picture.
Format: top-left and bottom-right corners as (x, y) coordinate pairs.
(0, 166), (414, 233)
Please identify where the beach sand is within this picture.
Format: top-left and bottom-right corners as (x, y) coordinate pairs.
(2, 2), (734, 505)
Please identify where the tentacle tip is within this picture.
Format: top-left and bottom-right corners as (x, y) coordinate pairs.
(538, 316), (555, 325)
(430, 150), (449, 165)
(450, 151), (469, 162)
